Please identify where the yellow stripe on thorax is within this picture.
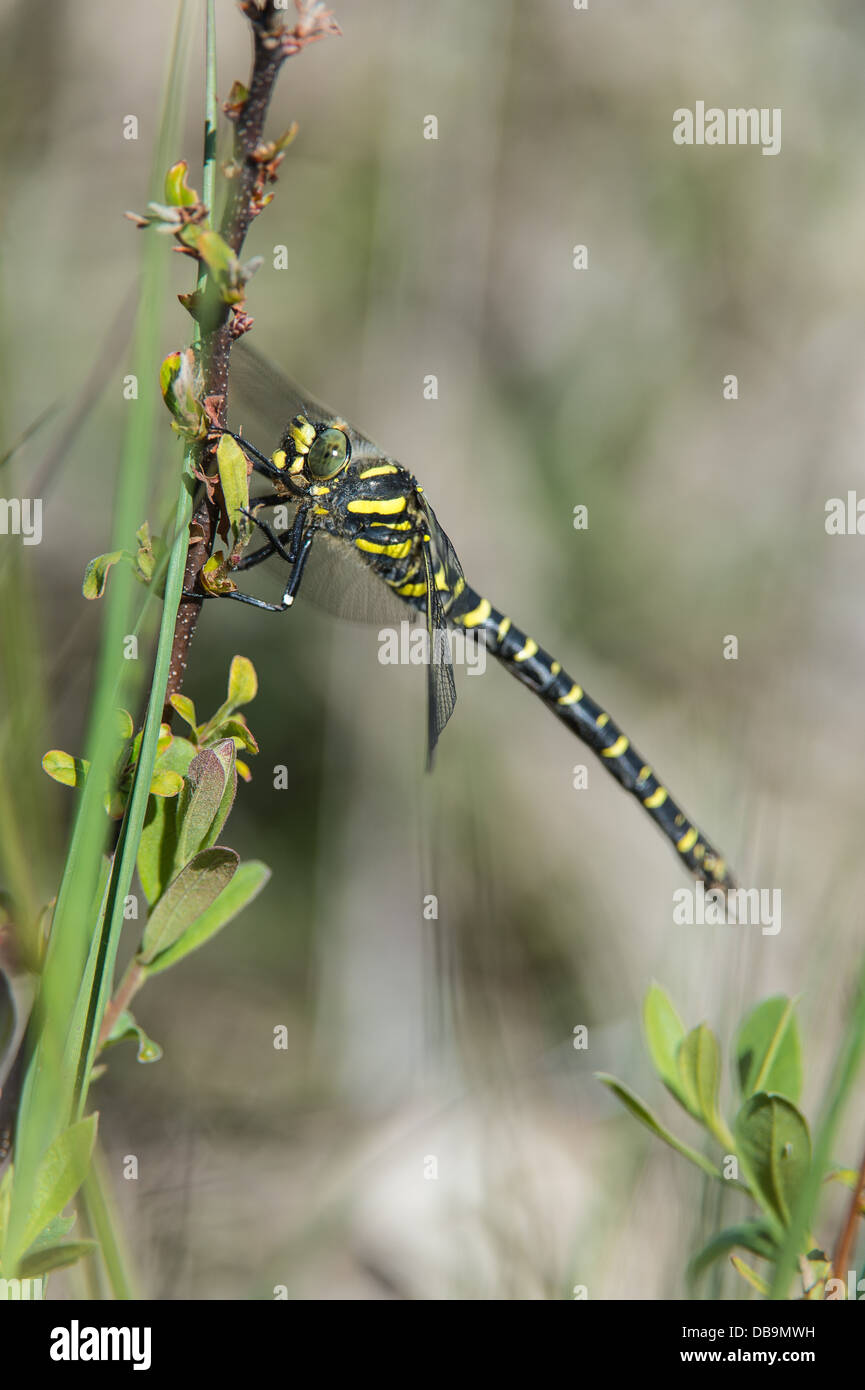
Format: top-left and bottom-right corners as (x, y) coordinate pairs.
(347, 495), (407, 515)
(355, 536), (413, 559)
(358, 464), (399, 479)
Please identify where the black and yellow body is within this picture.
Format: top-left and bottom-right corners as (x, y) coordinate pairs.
(200, 348), (734, 892)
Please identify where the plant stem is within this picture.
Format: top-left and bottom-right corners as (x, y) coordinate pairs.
(96, 959), (146, 1052)
(164, 0), (340, 711)
(832, 1136), (865, 1286)
(80, 1146), (137, 1300)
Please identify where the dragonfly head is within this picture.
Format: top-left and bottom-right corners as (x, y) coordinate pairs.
(271, 413), (352, 487)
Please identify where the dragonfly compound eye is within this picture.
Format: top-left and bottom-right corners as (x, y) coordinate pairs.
(307, 426), (350, 479)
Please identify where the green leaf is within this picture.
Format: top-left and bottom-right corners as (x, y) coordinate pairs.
(217, 434), (251, 540)
(733, 1092), (811, 1229)
(143, 859), (271, 976)
(199, 740), (237, 851)
(179, 227), (245, 303)
(643, 982), (688, 1107)
(208, 716), (259, 756)
(15, 1115), (98, 1264)
(596, 1074), (721, 1179)
(137, 799), (175, 907)
(226, 79), (249, 115)
(730, 1255), (772, 1295)
(227, 654), (258, 708)
(19, 1240), (98, 1278)
(199, 554), (238, 596)
(201, 657), (261, 742)
(735, 996), (802, 1104)
(114, 708), (134, 742)
(169, 693), (198, 733)
(137, 848), (239, 965)
(159, 348), (206, 438)
(20, 1212), (75, 1253)
(164, 159), (199, 207)
(153, 734), (199, 778)
(677, 1024), (733, 1147)
(82, 550), (129, 599)
(148, 769), (184, 798)
(688, 1222), (779, 1283)
(133, 521), (165, 583)
(103, 1010), (163, 1063)
(41, 750), (89, 788)
(136, 733), (200, 904)
(174, 748), (228, 868)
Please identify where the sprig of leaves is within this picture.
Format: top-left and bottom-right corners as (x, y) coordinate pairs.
(596, 985), (844, 1296)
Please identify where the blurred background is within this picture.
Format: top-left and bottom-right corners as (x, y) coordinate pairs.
(2, 0), (865, 1298)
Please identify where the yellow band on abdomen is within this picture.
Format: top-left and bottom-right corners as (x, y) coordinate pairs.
(557, 684), (583, 705)
(602, 735), (629, 759)
(459, 597), (491, 627)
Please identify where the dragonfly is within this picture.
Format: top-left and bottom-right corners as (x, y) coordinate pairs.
(190, 343), (735, 892)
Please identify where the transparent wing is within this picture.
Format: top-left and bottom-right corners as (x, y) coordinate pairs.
(229, 339), (385, 464)
(417, 493), (467, 618)
(230, 341), (414, 625)
(302, 531), (419, 628)
(244, 495), (417, 628)
(421, 538), (457, 768)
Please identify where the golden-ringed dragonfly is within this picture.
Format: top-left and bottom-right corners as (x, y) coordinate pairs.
(190, 343), (734, 892)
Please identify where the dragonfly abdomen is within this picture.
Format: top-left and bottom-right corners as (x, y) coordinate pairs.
(450, 585), (733, 891)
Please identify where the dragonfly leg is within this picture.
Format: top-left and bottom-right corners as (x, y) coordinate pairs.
(180, 584), (288, 610)
(213, 589), (295, 612)
(234, 542), (278, 573)
(183, 524), (315, 612)
(224, 429), (306, 494)
(246, 492), (289, 513)
(281, 530), (315, 604)
(241, 502), (310, 564)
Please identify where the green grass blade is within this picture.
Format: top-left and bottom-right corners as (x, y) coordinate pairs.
(3, 0), (194, 1273)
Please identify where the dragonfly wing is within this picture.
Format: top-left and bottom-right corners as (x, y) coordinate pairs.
(302, 531), (418, 627)
(416, 493), (467, 617)
(229, 340), (383, 464)
(421, 537), (457, 767)
(243, 500), (416, 628)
